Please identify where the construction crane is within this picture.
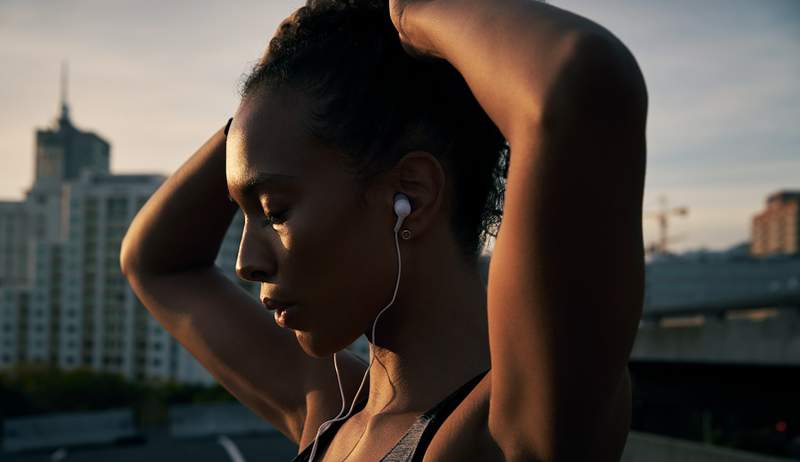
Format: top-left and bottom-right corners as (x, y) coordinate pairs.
(643, 195), (689, 256)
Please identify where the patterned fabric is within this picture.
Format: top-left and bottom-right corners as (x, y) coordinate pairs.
(291, 368), (490, 461)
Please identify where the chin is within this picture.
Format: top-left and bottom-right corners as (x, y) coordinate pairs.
(295, 330), (357, 359)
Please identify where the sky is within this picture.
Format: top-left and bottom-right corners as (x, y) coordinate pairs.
(0, 0), (798, 253)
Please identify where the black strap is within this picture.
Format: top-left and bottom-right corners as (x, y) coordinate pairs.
(407, 368), (490, 461)
(379, 369), (491, 461)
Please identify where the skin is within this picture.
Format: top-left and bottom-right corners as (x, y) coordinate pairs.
(121, 0), (647, 460)
(227, 85), (494, 458)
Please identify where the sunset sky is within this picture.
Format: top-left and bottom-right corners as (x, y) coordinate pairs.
(1, 0), (798, 252)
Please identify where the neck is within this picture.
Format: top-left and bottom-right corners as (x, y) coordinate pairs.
(360, 239), (491, 417)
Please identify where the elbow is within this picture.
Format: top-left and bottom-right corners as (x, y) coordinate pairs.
(118, 235), (135, 278)
(119, 231), (142, 279)
(537, 30), (648, 135)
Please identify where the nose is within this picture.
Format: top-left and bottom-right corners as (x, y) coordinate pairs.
(235, 225), (276, 282)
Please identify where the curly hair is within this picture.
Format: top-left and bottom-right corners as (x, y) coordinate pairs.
(239, 0), (508, 261)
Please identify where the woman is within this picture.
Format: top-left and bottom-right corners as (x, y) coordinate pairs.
(120, 0), (647, 460)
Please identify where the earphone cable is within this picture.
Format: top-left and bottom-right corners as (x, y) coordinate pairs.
(307, 225), (403, 462)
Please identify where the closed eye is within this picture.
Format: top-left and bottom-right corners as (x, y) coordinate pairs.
(263, 210), (289, 227)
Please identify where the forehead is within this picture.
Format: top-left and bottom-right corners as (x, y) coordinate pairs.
(225, 87), (344, 195)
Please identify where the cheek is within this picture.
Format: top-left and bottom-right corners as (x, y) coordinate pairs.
(281, 206), (361, 289)
(287, 195), (396, 339)
(289, 197), (372, 287)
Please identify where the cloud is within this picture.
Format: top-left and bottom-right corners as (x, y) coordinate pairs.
(0, 0), (303, 198)
(1, 0), (798, 253)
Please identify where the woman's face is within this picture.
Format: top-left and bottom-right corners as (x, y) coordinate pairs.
(225, 87), (400, 358)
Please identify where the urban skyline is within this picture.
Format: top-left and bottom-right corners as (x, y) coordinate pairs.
(0, 95), (258, 383)
(0, 0), (798, 253)
(0, 0), (800, 250)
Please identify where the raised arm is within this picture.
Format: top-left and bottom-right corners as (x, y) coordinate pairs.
(393, 0), (647, 459)
(119, 125), (368, 444)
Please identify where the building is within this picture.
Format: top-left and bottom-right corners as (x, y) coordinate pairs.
(751, 190), (800, 257)
(56, 173), (166, 377)
(27, 87), (110, 245)
(0, 75), (258, 384)
(0, 286), (30, 368)
(0, 201), (30, 287)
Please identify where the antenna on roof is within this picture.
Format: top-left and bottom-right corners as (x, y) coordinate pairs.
(59, 60), (70, 123)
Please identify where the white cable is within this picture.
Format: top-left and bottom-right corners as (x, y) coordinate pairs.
(307, 225), (403, 462)
(217, 434), (247, 462)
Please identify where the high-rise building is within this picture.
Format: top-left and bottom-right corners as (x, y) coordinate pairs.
(751, 190), (800, 257)
(34, 101), (110, 186)
(58, 173), (165, 377)
(0, 70), (258, 384)
(0, 201), (31, 287)
(27, 65), (110, 245)
(0, 286), (30, 368)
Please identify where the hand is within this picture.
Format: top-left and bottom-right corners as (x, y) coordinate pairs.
(388, 0), (441, 60)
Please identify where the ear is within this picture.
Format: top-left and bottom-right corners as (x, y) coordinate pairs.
(387, 151), (448, 238)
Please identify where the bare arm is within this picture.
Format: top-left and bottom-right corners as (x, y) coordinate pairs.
(119, 125), (367, 444)
(393, 0), (645, 142)
(395, 0), (647, 459)
(119, 126), (238, 274)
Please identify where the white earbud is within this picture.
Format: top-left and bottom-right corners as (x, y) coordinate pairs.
(393, 192), (411, 233)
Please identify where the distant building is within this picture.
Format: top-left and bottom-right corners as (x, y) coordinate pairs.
(56, 172), (166, 377)
(27, 96), (110, 245)
(0, 201), (30, 286)
(751, 190), (800, 257)
(0, 286), (30, 368)
(0, 75), (257, 384)
(34, 101), (110, 184)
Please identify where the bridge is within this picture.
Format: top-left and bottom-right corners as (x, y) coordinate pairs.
(635, 253), (800, 365)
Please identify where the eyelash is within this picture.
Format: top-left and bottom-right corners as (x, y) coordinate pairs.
(262, 210), (289, 227)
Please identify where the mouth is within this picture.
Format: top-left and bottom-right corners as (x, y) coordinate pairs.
(262, 298), (299, 328)
(274, 305), (300, 329)
(262, 297), (295, 311)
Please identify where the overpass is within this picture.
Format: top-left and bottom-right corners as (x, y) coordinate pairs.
(635, 253), (800, 365)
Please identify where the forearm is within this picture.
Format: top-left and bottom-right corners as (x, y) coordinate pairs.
(120, 123), (239, 276)
(400, 0), (618, 142)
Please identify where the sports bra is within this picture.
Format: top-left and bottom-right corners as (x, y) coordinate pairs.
(291, 368), (490, 461)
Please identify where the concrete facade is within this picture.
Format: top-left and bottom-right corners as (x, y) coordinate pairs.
(752, 190), (800, 257)
(0, 201), (31, 286)
(632, 307), (800, 366)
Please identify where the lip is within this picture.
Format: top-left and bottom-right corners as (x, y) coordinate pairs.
(262, 297), (296, 311)
(274, 305), (299, 328)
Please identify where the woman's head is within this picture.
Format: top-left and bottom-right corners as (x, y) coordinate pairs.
(226, 0), (507, 357)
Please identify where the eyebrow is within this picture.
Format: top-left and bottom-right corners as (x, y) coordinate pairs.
(228, 173), (298, 202)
